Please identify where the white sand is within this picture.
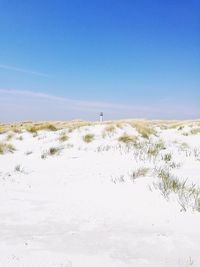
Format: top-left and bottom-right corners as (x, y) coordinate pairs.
(0, 122), (200, 267)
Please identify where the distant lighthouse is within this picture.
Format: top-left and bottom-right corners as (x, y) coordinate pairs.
(99, 112), (103, 122)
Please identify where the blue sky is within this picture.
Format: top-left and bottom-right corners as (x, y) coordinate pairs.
(0, 0), (199, 122)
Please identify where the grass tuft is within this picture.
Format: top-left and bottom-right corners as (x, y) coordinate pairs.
(191, 128), (200, 135)
(83, 134), (94, 143)
(118, 133), (136, 144)
(58, 132), (69, 142)
(132, 167), (149, 180)
(0, 142), (15, 154)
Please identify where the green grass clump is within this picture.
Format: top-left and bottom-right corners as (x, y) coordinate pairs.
(49, 147), (61, 155)
(27, 123), (57, 133)
(162, 153), (172, 162)
(102, 125), (116, 138)
(155, 168), (200, 212)
(132, 167), (149, 180)
(12, 127), (22, 133)
(118, 133), (136, 144)
(104, 125), (115, 133)
(83, 134), (94, 143)
(27, 126), (37, 133)
(46, 124), (57, 131)
(156, 169), (181, 197)
(191, 128), (200, 135)
(128, 121), (156, 139)
(41, 146), (62, 158)
(59, 133), (69, 142)
(0, 142), (15, 154)
(138, 127), (156, 139)
(6, 133), (14, 141)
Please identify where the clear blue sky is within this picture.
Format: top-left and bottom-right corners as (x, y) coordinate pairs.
(0, 0), (199, 121)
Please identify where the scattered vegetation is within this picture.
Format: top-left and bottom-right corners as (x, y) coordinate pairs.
(138, 126), (156, 139)
(41, 146), (63, 158)
(58, 132), (69, 142)
(13, 128), (22, 133)
(14, 164), (24, 173)
(127, 121), (156, 139)
(104, 125), (115, 133)
(17, 136), (23, 141)
(154, 168), (200, 212)
(132, 167), (149, 180)
(0, 142), (15, 154)
(118, 133), (136, 144)
(191, 128), (200, 135)
(162, 153), (172, 163)
(25, 151), (32, 155)
(27, 126), (37, 133)
(27, 123), (57, 133)
(67, 121), (92, 132)
(83, 134), (94, 143)
(49, 147), (61, 155)
(102, 125), (117, 138)
(147, 141), (165, 158)
(6, 133), (14, 141)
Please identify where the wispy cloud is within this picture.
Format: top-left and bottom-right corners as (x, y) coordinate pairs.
(0, 64), (49, 77)
(0, 89), (199, 122)
(0, 89), (158, 112)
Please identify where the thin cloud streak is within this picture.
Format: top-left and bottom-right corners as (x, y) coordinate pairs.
(0, 89), (159, 112)
(0, 89), (199, 122)
(0, 64), (50, 77)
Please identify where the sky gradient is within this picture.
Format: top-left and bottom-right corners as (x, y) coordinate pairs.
(0, 0), (200, 122)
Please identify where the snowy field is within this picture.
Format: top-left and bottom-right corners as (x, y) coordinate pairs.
(1, 120), (200, 267)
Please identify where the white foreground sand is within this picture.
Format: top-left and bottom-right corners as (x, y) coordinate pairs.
(0, 121), (200, 267)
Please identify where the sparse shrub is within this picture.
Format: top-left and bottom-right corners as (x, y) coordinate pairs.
(59, 133), (69, 142)
(0, 126), (4, 134)
(67, 121), (92, 132)
(155, 169), (183, 198)
(6, 133), (14, 141)
(130, 122), (156, 139)
(154, 168), (200, 212)
(45, 124), (57, 131)
(111, 175), (125, 183)
(162, 153), (172, 162)
(17, 136), (23, 141)
(132, 167), (149, 180)
(27, 126), (37, 133)
(147, 141), (165, 158)
(191, 128), (200, 135)
(14, 164), (24, 172)
(33, 132), (38, 137)
(169, 161), (181, 169)
(102, 125), (116, 138)
(27, 123), (57, 133)
(147, 146), (159, 157)
(41, 146), (63, 159)
(12, 128), (22, 133)
(66, 143), (74, 149)
(179, 142), (189, 151)
(0, 142), (15, 154)
(178, 126), (184, 131)
(118, 133), (136, 144)
(139, 127), (156, 139)
(96, 145), (112, 152)
(49, 147), (61, 155)
(104, 125), (115, 133)
(25, 151), (32, 155)
(83, 134), (94, 143)
(41, 153), (46, 159)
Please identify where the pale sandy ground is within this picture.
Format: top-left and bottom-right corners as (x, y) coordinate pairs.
(0, 121), (200, 267)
